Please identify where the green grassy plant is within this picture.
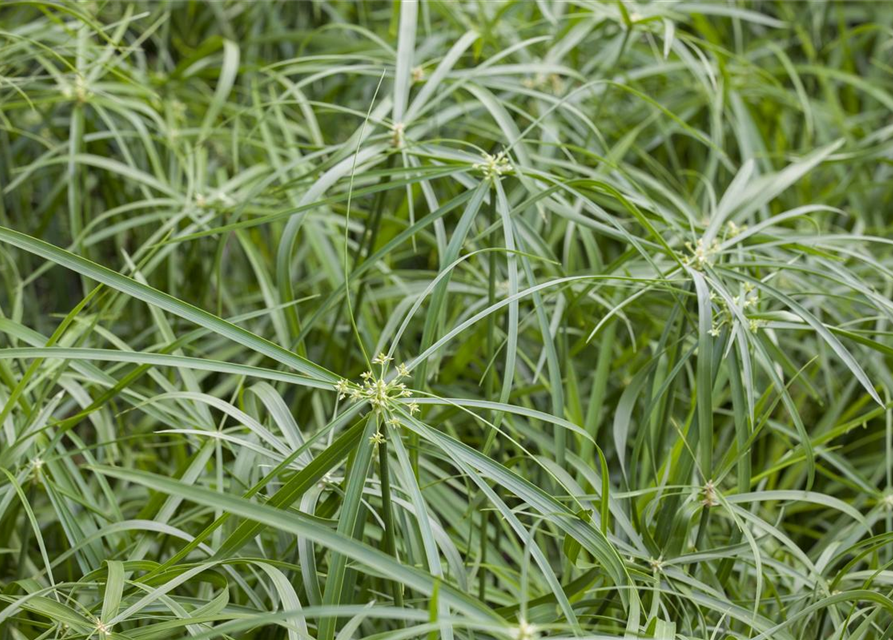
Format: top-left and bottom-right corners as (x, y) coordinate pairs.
(1, 1), (892, 638)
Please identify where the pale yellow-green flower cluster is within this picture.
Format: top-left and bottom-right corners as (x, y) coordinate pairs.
(94, 619), (112, 637)
(522, 71), (565, 94)
(685, 221), (747, 271)
(684, 238), (721, 270)
(707, 282), (764, 336)
(701, 479), (718, 508)
(726, 220), (747, 237)
(649, 556), (664, 572)
(60, 75), (92, 104)
(368, 429), (387, 449)
(391, 122), (405, 148)
(509, 619), (539, 640)
(473, 151), (512, 182)
(29, 457), (44, 483)
(334, 353), (419, 417)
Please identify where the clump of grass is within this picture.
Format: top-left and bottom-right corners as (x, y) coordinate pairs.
(1, 1), (892, 639)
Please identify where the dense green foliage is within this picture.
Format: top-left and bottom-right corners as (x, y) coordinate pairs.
(1, 1), (893, 638)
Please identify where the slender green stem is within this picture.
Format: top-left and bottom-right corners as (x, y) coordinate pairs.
(479, 186), (498, 602)
(378, 432), (403, 608)
(328, 153), (397, 372)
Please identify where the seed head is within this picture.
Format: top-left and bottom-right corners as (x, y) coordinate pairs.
(372, 352), (394, 366)
(684, 238), (720, 270)
(510, 619), (539, 640)
(748, 318), (766, 334)
(473, 151), (512, 182)
(61, 75), (92, 103)
(369, 430), (386, 447)
(333, 356), (415, 415)
(391, 123), (405, 148)
(726, 220), (747, 238)
(701, 480), (718, 508)
(31, 457), (45, 483)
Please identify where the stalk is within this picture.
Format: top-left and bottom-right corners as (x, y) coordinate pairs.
(327, 153), (397, 371)
(378, 435), (404, 607)
(478, 185), (498, 602)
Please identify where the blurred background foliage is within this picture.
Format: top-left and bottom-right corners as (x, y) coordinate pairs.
(1, 1), (893, 639)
